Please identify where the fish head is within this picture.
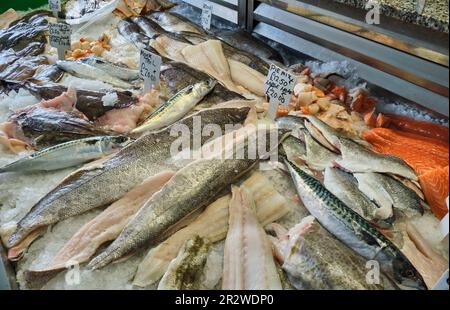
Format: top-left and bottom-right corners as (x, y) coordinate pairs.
(192, 79), (217, 97)
(55, 60), (75, 75)
(275, 115), (305, 132)
(100, 136), (133, 154)
(392, 254), (427, 290)
(110, 135), (133, 149)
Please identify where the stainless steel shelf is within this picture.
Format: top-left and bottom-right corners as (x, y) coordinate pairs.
(247, 1), (449, 116)
(181, 0), (244, 26)
(253, 0), (449, 66)
(253, 22), (449, 116)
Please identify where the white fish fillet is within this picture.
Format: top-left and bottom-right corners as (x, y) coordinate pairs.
(150, 35), (189, 62)
(401, 224), (448, 289)
(32, 171), (175, 271)
(222, 185), (282, 290)
(228, 59), (266, 97)
(132, 172), (289, 287)
(181, 40), (241, 94)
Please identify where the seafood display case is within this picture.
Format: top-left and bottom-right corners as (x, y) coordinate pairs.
(245, 0), (449, 116)
(0, 0), (449, 291)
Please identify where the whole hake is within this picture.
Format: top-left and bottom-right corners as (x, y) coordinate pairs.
(7, 107), (251, 249)
(88, 126), (287, 269)
(284, 157), (427, 290)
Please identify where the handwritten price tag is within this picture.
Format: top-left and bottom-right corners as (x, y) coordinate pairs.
(264, 64), (296, 119)
(49, 22), (72, 60)
(201, 2), (213, 30)
(48, 0), (62, 12)
(140, 49), (162, 94)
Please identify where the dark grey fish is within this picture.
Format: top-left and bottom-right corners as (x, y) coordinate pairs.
(117, 18), (150, 50)
(22, 82), (137, 120)
(7, 107), (251, 249)
(212, 29), (284, 64)
(8, 10), (52, 27)
(0, 41), (45, 72)
(0, 56), (48, 81)
(10, 107), (114, 149)
(160, 62), (244, 107)
(176, 31), (270, 75)
(0, 17), (47, 52)
(31, 64), (64, 83)
(130, 16), (167, 39)
(149, 12), (206, 36)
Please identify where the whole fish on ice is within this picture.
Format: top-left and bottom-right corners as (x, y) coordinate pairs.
(88, 126), (288, 269)
(284, 157), (426, 290)
(56, 60), (134, 89)
(131, 79), (216, 134)
(6, 107), (251, 250)
(0, 136), (131, 173)
(269, 216), (385, 290)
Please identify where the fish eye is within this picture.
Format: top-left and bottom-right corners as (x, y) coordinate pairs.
(115, 136), (128, 143)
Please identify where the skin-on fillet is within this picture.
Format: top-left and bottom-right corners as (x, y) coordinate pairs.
(132, 172), (289, 287)
(22, 171), (175, 289)
(181, 40), (241, 94)
(222, 185), (282, 290)
(150, 35), (189, 62)
(228, 59), (265, 97)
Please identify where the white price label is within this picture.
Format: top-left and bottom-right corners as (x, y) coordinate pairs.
(49, 22), (72, 59)
(201, 2), (213, 30)
(49, 0), (62, 12)
(140, 49), (162, 93)
(264, 64), (296, 119)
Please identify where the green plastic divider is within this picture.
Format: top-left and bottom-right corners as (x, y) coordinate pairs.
(1, 0), (48, 14)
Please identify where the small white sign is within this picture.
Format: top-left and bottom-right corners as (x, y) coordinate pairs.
(264, 64), (296, 119)
(201, 2), (213, 31)
(49, 22), (72, 60)
(49, 0), (62, 12)
(140, 49), (162, 94)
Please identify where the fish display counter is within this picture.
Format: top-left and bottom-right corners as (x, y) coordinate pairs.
(0, 0), (448, 291)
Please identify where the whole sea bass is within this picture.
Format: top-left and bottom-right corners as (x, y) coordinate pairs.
(0, 136), (131, 173)
(79, 56), (140, 81)
(7, 107), (251, 249)
(131, 79), (217, 134)
(284, 157), (427, 290)
(88, 126), (288, 269)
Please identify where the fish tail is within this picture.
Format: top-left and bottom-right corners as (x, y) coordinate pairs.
(87, 241), (127, 270)
(7, 226), (27, 248)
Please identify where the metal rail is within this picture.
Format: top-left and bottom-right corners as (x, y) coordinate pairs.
(246, 0), (449, 116)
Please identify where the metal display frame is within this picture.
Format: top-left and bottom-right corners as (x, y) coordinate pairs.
(180, 0), (449, 116)
(245, 0), (449, 116)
